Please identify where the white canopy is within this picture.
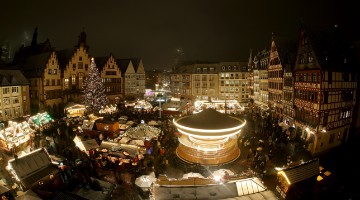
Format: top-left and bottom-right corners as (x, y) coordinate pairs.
(211, 169), (235, 178)
(147, 120), (158, 126)
(182, 172), (204, 179)
(125, 123), (161, 140)
(135, 175), (157, 188)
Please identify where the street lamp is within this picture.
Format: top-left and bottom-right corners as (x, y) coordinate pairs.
(157, 93), (164, 119)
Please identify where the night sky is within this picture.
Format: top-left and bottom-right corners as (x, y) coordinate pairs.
(1, 0), (358, 70)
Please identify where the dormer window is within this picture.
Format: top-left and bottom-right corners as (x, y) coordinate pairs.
(308, 53), (313, 63)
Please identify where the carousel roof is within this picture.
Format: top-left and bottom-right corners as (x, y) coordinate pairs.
(175, 108), (244, 130)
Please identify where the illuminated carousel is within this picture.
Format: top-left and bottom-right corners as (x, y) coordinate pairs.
(173, 108), (246, 165)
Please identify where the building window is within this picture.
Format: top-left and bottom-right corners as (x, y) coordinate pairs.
(78, 62), (83, 69)
(4, 109), (11, 117)
(71, 75), (76, 85)
(48, 69), (52, 74)
(3, 98), (10, 105)
(12, 97), (19, 104)
(12, 87), (19, 93)
(308, 53), (313, 63)
(2, 87), (9, 94)
(64, 78), (69, 89)
(53, 69), (57, 74)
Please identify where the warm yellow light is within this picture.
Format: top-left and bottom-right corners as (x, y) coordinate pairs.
(278, 171), (291, 185)
(177, 128), (241, 139)
(173, 118), (246, 134)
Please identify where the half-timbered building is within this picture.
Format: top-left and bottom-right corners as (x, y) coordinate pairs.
(293, 26), (357, 155)
(250, 49), (270, 115)
(268, 35), (284, 119)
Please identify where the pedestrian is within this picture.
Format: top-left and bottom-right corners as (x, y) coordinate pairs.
(268, 149), (273, 161)
(247, 148), (252, 161)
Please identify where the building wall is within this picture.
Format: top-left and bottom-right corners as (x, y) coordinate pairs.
(62, 45), (91, 103)
(0, 85), (24, 120)
(268, 40), (284, 118)
(100, 55), (123, 104)
(43, 52), (62, 113)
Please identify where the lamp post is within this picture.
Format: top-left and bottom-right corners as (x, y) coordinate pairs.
(157, 93), (163, 119)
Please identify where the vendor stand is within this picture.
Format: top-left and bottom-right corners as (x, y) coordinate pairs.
(0, 121), (34, 152)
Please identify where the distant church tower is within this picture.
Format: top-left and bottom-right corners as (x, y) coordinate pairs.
(31, 27), (38, 48)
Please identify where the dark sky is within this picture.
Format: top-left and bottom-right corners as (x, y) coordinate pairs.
(1, 0), (358, 70)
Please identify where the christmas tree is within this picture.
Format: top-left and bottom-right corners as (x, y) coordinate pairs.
(81, 58), (109, 114)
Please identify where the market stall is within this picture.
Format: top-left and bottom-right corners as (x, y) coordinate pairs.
(0, 121), (34, 151)
(124, 123), (161, 141)
(64, 103), (86, 118)
(73, 136), (99, 156)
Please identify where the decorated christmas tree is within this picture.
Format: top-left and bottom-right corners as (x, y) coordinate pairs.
(81, 58), (109, 114)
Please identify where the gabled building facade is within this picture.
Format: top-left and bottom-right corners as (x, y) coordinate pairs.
(0, 70), (30, 120)
(57, 31), (91, 104)
(118, 59), (146, 99)
(22, 51), (62, 115)
(293, 26), (357, 155)
(268, 36), (284, 119)
(249, 49), (270, 115)
(96, 54), (123, 104)
(132, 59), (146, 98)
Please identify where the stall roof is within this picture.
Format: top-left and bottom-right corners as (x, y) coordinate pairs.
(153, 177), (277, 200)
(74, 136), (99, 152)
(0, 185), (10, 195)
(8, 148), (59, 189)
(15, 189), (42, 200)
(278, 159), (320, 184)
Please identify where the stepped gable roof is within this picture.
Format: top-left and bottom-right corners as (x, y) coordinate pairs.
(280, 159), (319, 184)
(0, 69), (29, 86)
(176, 108), (243, 130)
(22, 52), (52, 77)
(56, 48), (76, 70)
